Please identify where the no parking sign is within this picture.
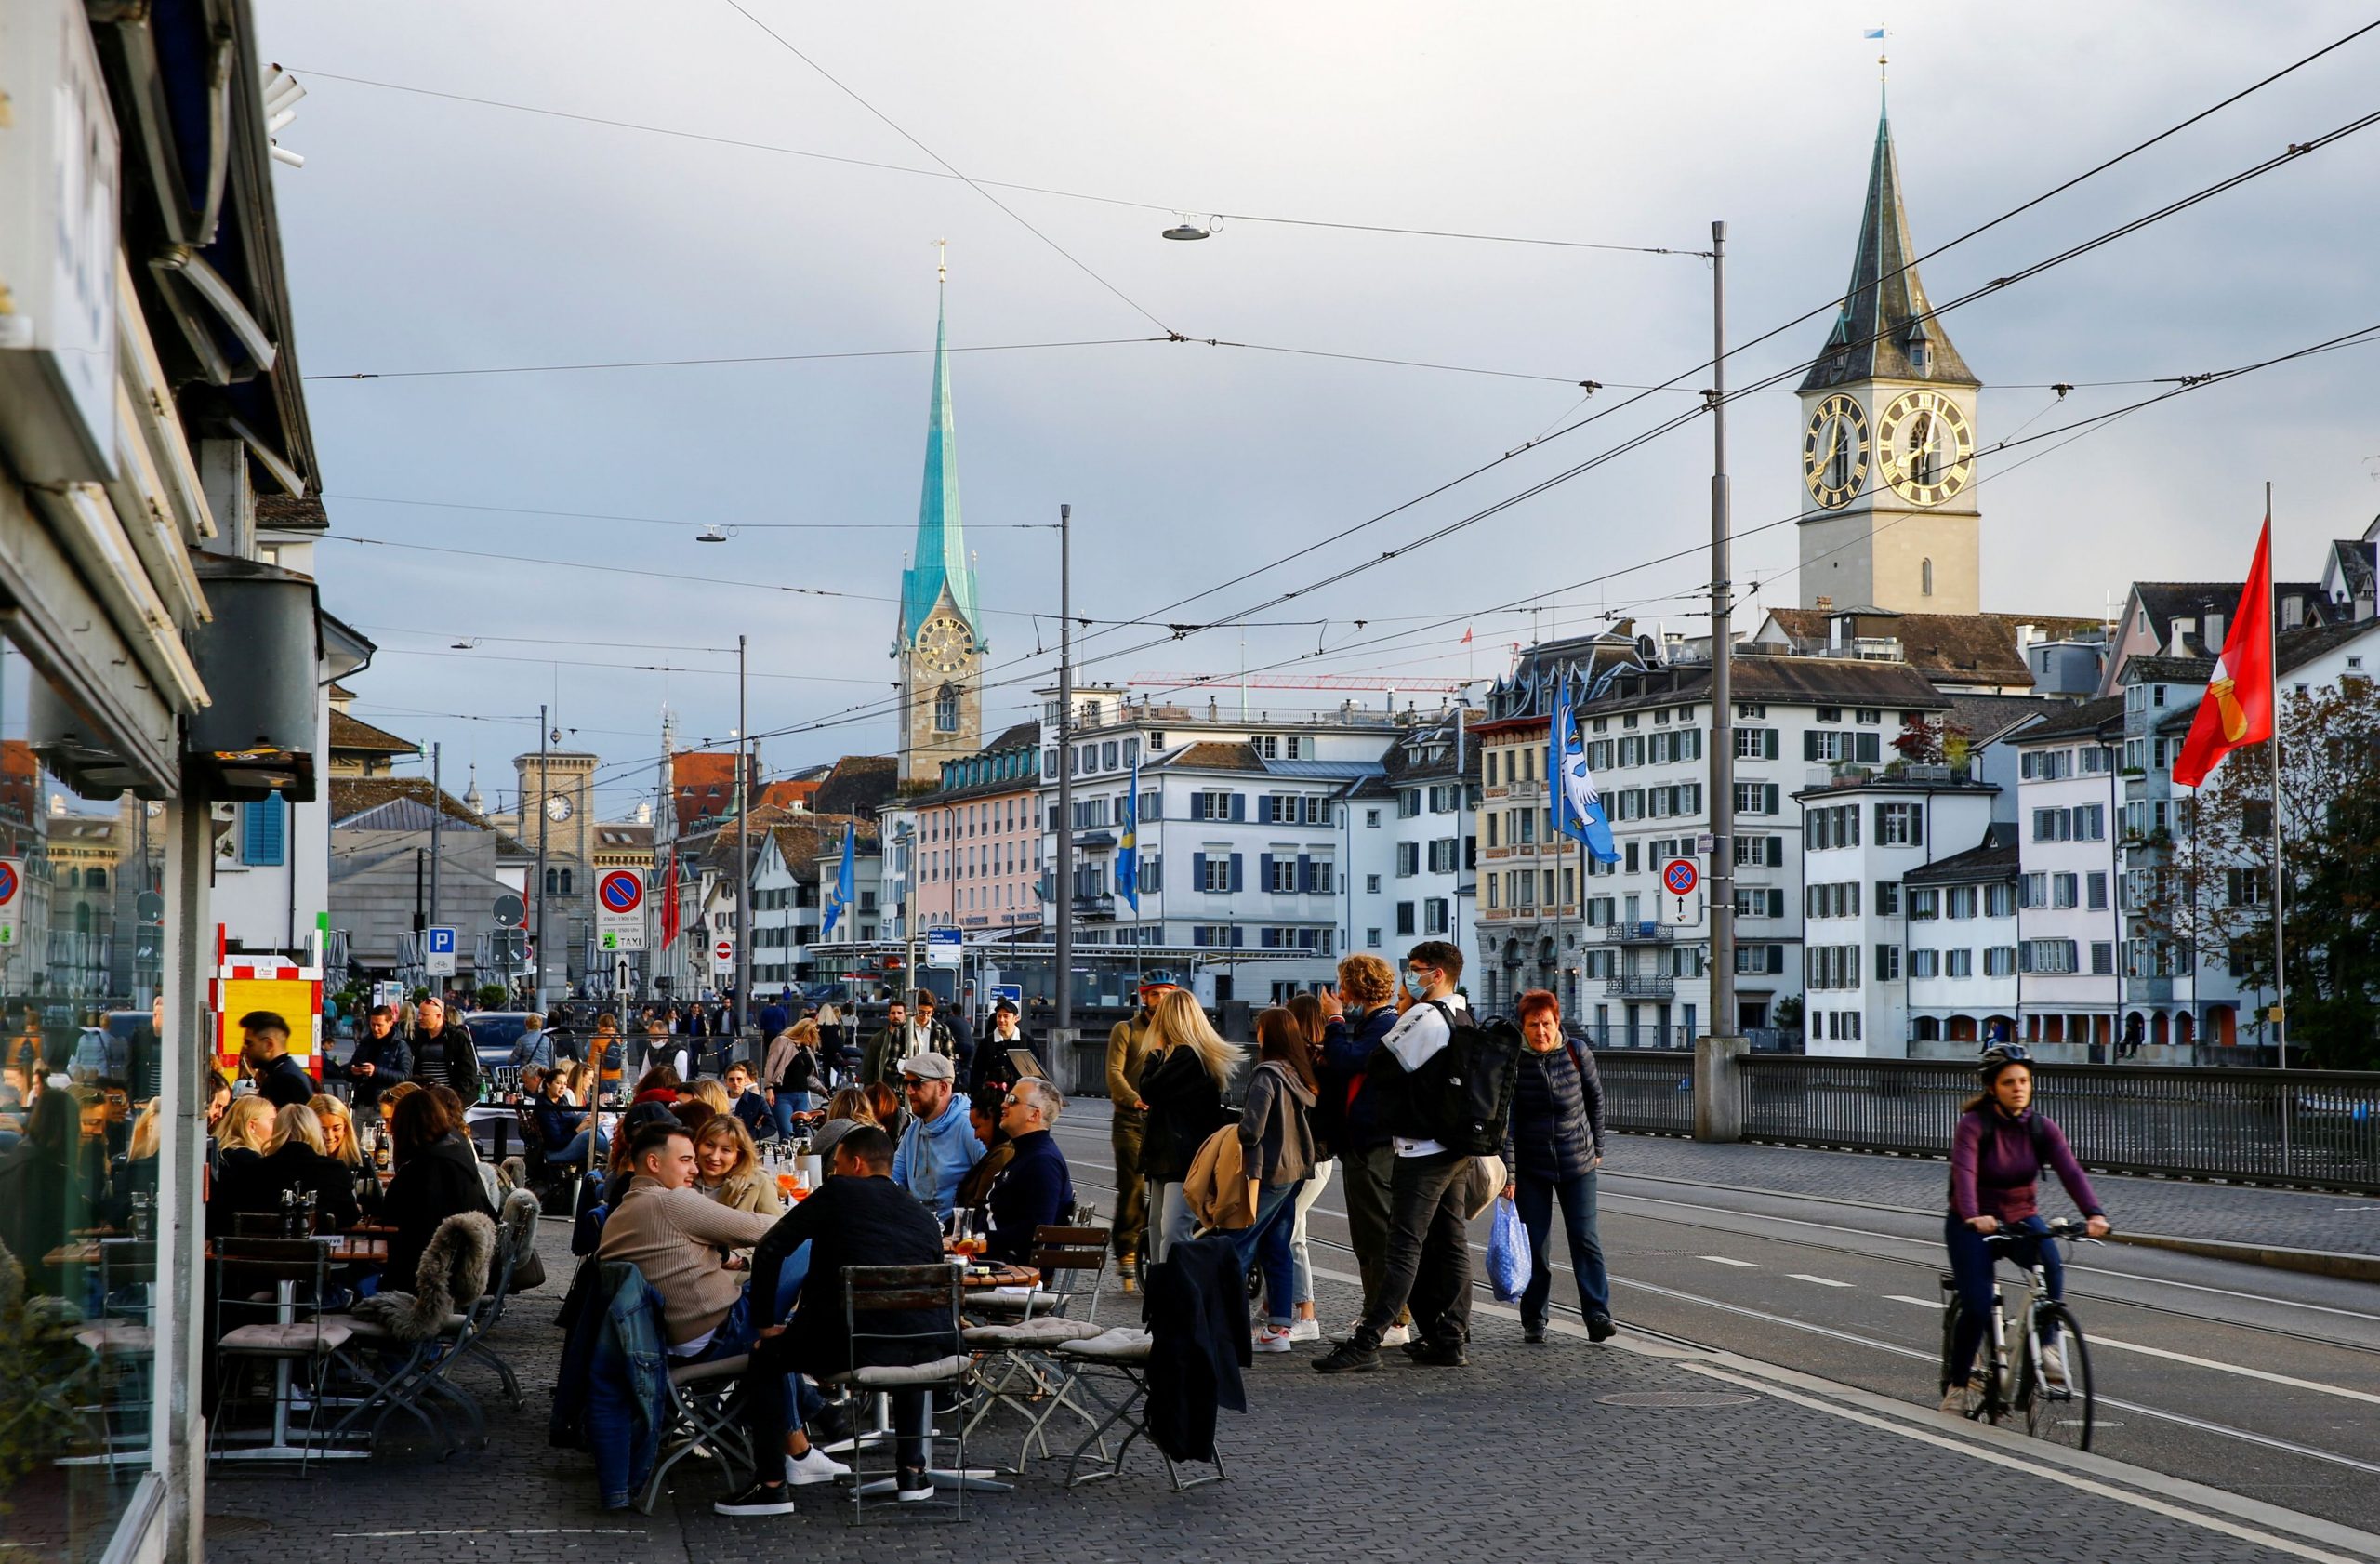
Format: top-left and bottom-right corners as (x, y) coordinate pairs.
(596, 868), (646, 950)
(0, 858), (19, 948)
(1660, 857), (1703, 928)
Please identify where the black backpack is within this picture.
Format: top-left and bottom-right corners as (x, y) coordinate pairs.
(1406, 1002), (1523, 1156)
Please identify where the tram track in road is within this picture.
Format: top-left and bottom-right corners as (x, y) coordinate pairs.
(1045, 1120), (2380, 1493)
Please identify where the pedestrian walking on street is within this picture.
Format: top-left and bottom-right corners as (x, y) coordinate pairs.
(1138, 989), (1243, 1266)
(1499, 989), (1612, 1345)
(341, 1003), (411, 1115)
(1104, 981), (1173, 1291)
(1316, 939), (1475, 1374)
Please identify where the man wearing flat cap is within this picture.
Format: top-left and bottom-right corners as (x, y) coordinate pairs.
(889, 1051), (982, 1220)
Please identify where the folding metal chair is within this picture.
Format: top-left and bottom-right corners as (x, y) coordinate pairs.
(64, 1239), (157, 1473)
(209, 1237), (352, 1467)
(1050, 1326), (1224, 1491)
(828, 1264), (972, 1524)
(963, 1226), (1111, 1470)
(637, 1350), (756, 1514)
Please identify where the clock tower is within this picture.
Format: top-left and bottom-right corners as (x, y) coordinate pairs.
(894, 268), (985, 785)
(1796, 109), (1983, 616)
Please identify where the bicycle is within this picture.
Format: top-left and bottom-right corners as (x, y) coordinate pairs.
(1938, 1216), (2102, 1450)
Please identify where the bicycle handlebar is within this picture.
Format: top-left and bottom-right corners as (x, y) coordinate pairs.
(1981, 1216), (2106, 1247)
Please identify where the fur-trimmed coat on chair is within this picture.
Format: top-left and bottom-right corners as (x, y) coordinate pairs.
(355, 1210), (496, 1341)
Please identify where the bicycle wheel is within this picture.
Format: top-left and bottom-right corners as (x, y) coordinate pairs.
(1938, 1296), (1990, 1419)
(2020, 1303), (2094, 1451)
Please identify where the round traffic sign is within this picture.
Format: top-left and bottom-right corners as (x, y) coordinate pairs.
(1661, 858), (1699, 897)
(135, 891), (165, 922)
(0, 862), (20, 907)
(493, 893), (526, 927)
(598, 870), (643, 914)
(714, 938), (734, 963)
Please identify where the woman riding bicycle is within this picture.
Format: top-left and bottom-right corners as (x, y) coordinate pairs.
(1941, 1045), (2110, 1412)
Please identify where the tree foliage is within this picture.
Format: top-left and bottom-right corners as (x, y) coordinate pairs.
(2150, 681), (2380, 1068)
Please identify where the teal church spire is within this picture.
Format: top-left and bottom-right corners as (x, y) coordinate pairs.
(897, 276), (983, 650)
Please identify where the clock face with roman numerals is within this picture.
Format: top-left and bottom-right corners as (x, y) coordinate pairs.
(915, 614), (972, 675)
(1803, 393), (1870, 510)
(1876, 389), (1975, 508)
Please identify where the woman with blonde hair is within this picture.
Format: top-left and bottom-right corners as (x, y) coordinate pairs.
(682, 1077), (732, 1117)
(217, 1093), (278, 1158)
(762, 1017), (824, 1138)
(1139, 988), (1246, 1264)
(824, 1084), (874, 1126)
(692, 1113), (783, 1218)
(215, 1101), (361, 1232)
(312, 1093), (383, 1215)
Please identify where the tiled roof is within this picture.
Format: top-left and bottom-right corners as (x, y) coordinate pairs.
(755, 778), (821, 812)
(255, 494), (328, 531)
(1260, 759), (1384, 781)
(985, 720), (1040, 752)
(1162, 741), (1265, 772)
(1904, 825), (2020, 885)
(760, 814), (879, 885)
(595, 823), (654, 849)
(1937, 694), (2075, 747)
(328, 709), (417, 757)
(330, 777), (490, 830)
(2013, 694), (2126, 745)
(1760, 608), (2100, 688)
(670, 750), (754, 826)
(812, 755), (897, 819)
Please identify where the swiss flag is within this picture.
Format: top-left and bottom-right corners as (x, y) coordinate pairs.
(660, 863), (681, 945)
(2173, 516), (2275, 788)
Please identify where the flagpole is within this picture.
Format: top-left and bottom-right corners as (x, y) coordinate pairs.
(2267, 484), (2287, 1074)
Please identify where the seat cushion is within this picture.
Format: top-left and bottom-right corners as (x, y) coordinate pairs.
(75, 1323), (155, 1355)
(219, 1321), (353, 1354)
(849, 1354), (972, 1388)
(965, 1318), (1104, 1348)
(668, 1353), (749, 1387)
(315, 1312), (468, 1341)
(1056, 1327), (1152, 1362)
(968, 1290), (1067, 1316)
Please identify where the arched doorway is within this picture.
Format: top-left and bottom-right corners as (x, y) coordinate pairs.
(2150, 1013), (2170, 1049)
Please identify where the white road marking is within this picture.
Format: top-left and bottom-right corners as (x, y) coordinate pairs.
(2089, 1332), (2380, 1405)
(1700, 1254), (1760, 1267)
(1789, 1273), (1855, 1288)
(1886, 1294), (1944, 1309)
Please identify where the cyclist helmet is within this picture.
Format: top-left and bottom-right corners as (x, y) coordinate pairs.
(1976, 1043), (2030, 1080)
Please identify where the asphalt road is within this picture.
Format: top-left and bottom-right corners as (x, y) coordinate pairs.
(1049, 1103), (2380, 1534)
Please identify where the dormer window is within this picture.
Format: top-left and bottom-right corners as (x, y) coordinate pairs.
(1906, 318), (1935, 378)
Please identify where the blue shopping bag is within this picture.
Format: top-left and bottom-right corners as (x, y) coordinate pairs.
(1488, 1195), (1531, 1303)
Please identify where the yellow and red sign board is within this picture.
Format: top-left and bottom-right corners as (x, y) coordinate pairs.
(212, 954), (323, 1081)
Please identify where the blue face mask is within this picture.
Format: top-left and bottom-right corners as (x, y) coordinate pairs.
(1401, 969), (1431, 1001)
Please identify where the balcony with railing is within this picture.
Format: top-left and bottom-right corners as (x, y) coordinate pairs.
(1603, 921), (1673, 945)
(1605, 973), (1676, 999)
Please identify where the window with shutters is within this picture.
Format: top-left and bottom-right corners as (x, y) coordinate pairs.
(1201, 856), (1231, 893)
(1874, 881), (1901, 917)
(1945, 886), (1978, 920)
(1395, 902), (1417, 934)
(1945, 948), (1974, 978)
(1733, 783), (1778, 815)
(1908, 888), (1939, 921)
(1395, 842), (1420, 878)
(1985, 947), (2017, 977)
(1397, 789), (1421, 819)
(1267, 857), (1298, 893)
(1424, 898), (1449, 934)
(241, 797), (286, 866)
(1874, 802), (1923, 846)
(1986, 883), (2017, 918)
(1875, 944), (1901, 982)
(1910, 948), (1940, 978)
(1734, 728), (1778, 761)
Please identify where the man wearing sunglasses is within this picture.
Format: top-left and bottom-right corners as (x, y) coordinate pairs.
(985, 1079), (1073, 1266)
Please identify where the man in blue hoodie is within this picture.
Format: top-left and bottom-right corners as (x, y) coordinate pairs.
(890, 1052), (982, 1220)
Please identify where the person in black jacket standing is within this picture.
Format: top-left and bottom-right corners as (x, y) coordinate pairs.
(380, 1089), (496, 1292)
(407, 995), (481, 1106)
(1498, 990), (1610, 1344)
(341, 1005), (410, 1114)
(1136, 991), (1242, 1266)
(239, 1012), (316, 1108)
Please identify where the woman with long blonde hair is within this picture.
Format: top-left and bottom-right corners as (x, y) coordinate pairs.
(311, 1092), (383, 1214)
(692, 1113), (783, 1218)
(1139, 988), (1246, 1264)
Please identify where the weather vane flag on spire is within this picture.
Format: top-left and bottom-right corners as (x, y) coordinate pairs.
(1551, 674), (1620, 864)
(2173, 515), (2276, 788)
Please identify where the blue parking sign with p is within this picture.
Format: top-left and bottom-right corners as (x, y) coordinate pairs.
(428, 927), (456, 955)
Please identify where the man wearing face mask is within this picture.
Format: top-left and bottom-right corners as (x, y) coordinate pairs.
(1315, 940), (1473, 1374)
(1313, 955), (1409, 1346)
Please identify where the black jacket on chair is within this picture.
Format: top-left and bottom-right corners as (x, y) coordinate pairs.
(1144, 1233), (1249, 1464)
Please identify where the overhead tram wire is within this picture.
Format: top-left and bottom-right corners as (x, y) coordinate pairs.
(576, 112), (2380, 795)
(573, 305), (2380, 790)
(721, 0), (1174, 335)
(323, 494), (1058, 529)
(285, 66), (1699, 255)
(552, 33), (2380, 788)
(1162, 316), (2380, 693)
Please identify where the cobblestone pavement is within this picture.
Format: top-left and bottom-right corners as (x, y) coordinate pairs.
(196, 1213), (2361, 1564)
(1606, 1133), (2380, 1255)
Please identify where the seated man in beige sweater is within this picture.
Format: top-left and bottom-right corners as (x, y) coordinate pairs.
(597, 1120), (845, 1484)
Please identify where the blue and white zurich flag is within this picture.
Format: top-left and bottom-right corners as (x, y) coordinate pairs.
(1551, 677), (1620, 864)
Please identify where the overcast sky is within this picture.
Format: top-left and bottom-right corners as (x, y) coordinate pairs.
(251, 1), (2380, 819)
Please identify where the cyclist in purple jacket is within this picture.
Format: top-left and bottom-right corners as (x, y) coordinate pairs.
(1942, 1046), (2110, 1412)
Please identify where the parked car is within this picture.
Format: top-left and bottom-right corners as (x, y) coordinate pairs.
(462, 1011), (538, 1070)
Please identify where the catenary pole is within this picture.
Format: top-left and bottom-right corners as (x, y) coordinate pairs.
(1707, 219), (1738, 1044)
(2268, 482), (2287, 1076)
(428, 742), (443, 974)
(1056, 504), (1075, 1049)
(736, 632), (753, 1073)
(535, 705), (549, 1009)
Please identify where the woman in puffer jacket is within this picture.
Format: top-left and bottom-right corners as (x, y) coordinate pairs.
(1498, 989), (1611, 1345)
